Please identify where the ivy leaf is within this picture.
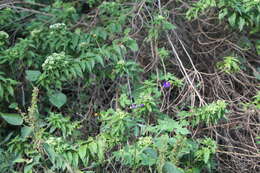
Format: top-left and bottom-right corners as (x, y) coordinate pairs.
(49, 92), (67, 108)
(26, 70), (41, 82)
(0, 112), (23, 125)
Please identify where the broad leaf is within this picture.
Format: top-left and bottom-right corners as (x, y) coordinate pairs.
(0, 113), (23, 125)
(26, 70), (41, 82)
(163, 162), (184, 173)
(49, 92), (67, 108)
(21, 126), (33, 138)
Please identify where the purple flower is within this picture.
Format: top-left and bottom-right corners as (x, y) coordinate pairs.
(163, 81), (171, 88)
(130, 103), (145, 109)
(130, 104), (137, 109)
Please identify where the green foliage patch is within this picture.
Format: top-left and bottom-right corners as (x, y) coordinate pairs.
(0, 0), (259, 172)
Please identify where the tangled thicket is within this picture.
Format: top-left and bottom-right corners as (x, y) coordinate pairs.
(0, 0), (259, 173)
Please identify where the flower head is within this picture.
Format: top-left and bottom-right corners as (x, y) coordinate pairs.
(163, 81), (171, 88)
(130, 103), (145, 109)
(130, 104), (137, 109)
(49, 23), (66, 29)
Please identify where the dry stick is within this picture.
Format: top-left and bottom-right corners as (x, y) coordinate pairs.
(216, 150), (260, 158)
(0, 0), (47, 7)
(166, 33), (205, 105)
(173, 31), (206, 103)
(157, 0), (205, 105)
(2, 4), (53, 16)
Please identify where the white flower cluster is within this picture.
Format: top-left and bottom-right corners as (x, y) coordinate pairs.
(49, 23), (66, 29)
(42, 52), (67, 70)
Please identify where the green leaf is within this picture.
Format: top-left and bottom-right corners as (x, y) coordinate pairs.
(9, 102), (18, 109)
(88, 142), (98, 157)
(95, 55), (104, 66)
(43, 143), (56, 163)
(78, 145), (87, 161)
(0, 113), (23, 125)
(175, 127), (190, 135)
(127, 39), (138, 52)
(21, 126), (33, 138)
(163, 21), (176, 30)
(177, 111), (191, 117)
(0, 84), (3, 99)
(203, 148), (210, 163)
(163, 162), (184, 173)
(49, 92), (67, 108)
(238, 17), (246, 31)
(13, 157), (26, 163)
(6, 85), (14, 96)
(26, 70), (41, 82)
(218, 9), (228, 19)
(228, 13), (237, 27)
(24, 163), (35, 173)
(253, 71), (260, 81)
(143, 147), (157, 159)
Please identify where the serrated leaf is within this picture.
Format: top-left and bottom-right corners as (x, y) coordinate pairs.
(49, 92), (67, 108)
(0, 113), (23, 125)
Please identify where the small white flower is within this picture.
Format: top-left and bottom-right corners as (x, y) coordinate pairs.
(49, 23), (66, 29)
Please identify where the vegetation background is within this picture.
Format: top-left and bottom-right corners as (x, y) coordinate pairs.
(0, 0), (259, 172)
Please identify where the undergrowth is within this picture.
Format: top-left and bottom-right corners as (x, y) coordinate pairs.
(0, 0), (259, 173)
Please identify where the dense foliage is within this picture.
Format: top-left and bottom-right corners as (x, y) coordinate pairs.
(0, 0), (259, 173)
